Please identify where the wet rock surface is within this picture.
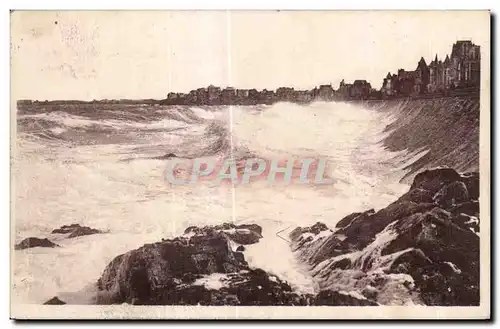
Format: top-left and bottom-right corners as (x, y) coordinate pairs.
(93, 223), (372, 306)
(185, 222), (263, 245)
(290, 167), (480, 306)
(15, 237), (59, 250)
(52, 224), (104, 238)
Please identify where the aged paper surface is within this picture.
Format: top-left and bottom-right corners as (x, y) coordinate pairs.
(10, 10), (490, 319)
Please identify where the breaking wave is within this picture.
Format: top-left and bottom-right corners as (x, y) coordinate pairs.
(12, 97), (479, 304)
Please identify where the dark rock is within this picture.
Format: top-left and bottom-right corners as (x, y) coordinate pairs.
(184, 223), (263, 245)
(43, 296), (66, 305)
(460, 172), (479, 200)
(410, 167), (462, 194)
(416, 263), (479, 306)
(289, 222), (329, 241)
(96, 228), (309, 305)
(181, 273), (199, 284)
(96, 228), (278, 305)
(97, 231), (243, 304)
(225, 229), (261, 245)
(309, 222), (329, 234)
(313, 290), (378, 306)
(51, 223), (81, 234)
(233, 251), (246, 263)
(289, 227), (306, 241)
(338, 201), (435, 250)
(15, 237), (59, 250)
(397, 188), (434, 204)
(454, 213), (479, 233)
(336, 209), (375, 229)
(236, 224), (263, 236)
(291, 201), (435, 268)
(153, 153), (177, 160)
(330, 258), (352, 270)
(52, 224), (103, 238)
(68, 226), (102, 238)
(379, 207), (479, 306)
(361, 286), (379, 301)
(383, 207), (478, 267)
(184, 226), (199, 235)
(236, 245), (245, 252)
(290, 167), (480, 307)
(389, 248), (433, 274)
(450, 200), (479, 217)
(433, 181), (469, 208)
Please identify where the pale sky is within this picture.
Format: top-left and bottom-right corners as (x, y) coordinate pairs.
(11, 11), (490, 101)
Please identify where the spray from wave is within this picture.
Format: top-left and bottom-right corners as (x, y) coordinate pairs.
(12, 97), (479, 304)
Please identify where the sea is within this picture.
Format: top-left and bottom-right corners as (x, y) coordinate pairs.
(12, 100), (460, 304)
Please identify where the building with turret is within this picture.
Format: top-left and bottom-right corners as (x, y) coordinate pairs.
(380, 40), (480, 98)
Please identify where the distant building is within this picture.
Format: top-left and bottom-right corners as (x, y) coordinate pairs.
(338, 80), (352, 99)
(167, 92), (179, 100)
(428, 54), (446, 93)
(294, 90), (312, 103)
(397, 69), (417, 96)
(379, 40), (480, 99)
(207, 85), (221, 103)
(414, 57), (430, 95)
(276, 87), (295, 101)
(350, 80), (372, 99)
(221, 87), (236, 104)
(317, 84), (335, 101)
(236, 89), (249, 98)
(261, 89), (275, 104)
(450, 40), (481, 88)
(381, 73), (399, 97)
(17, 100), (33, 106)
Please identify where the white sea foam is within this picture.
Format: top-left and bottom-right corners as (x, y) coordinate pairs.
(13, 102), (413, 304)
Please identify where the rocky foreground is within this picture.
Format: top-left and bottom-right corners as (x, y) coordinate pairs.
(43, 167), (480, 306)
(93, 223), (375, 306)
(291, 167), (480, 306)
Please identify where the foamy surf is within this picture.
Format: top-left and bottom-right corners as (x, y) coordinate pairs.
(13, 100), (448, 304)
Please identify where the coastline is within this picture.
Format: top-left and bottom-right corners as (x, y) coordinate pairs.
(16, 89), (479, 108)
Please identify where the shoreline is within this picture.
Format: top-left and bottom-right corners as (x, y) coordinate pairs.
(16, 91), (479, 108)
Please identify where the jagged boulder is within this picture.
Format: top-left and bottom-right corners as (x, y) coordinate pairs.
(397, 188), (434, 204)
(97, 230), (246, 304)
(410, 167), (462, 194)
(335, 209), (375, 229)
(52, 224), (104, 238)
(450, 200), (479, 217)
(121, 268), (308, 306)
(433, 181), (469, 208)
(460, 172), (479, 200)
(338, 201), (435, 250)
(290, 167), (480, 306)
(185, 223), (263, 245)
(96, 226), (317, 306)
(15, 237), (59, 250)
(236, 224), (263, 236)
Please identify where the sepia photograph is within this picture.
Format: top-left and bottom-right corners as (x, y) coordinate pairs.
(9, 10), (490, 319)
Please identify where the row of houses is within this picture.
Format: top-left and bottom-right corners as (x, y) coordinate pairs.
(380, 40), (480, 98)
(163, 84), (336, 105)
(162, 80), (377, 105)
(162, 40), (480, 105)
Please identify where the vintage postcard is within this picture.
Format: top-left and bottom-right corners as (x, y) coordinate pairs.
(10, 10), (490, 319)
